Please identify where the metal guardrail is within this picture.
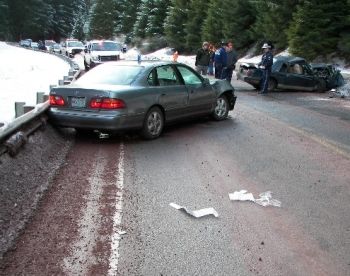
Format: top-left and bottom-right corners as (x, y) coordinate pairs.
(0, 43), (81, 153)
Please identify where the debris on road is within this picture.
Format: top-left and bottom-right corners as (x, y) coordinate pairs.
(117, 230), (127, 235)
(255, 191), (281, 207)
(169, 203), (219, 218)
(228, 190), (255, 202)
(229, 190), (281, 207)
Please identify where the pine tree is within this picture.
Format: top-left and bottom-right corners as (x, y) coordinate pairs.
(116, 0), (141, 39)
(201, 0), (225, 45)
(146, 0), (171, 37)
(51, 0), (79, 40)
(0, 0), (10, 40)
(252, 0), (299, 50)
(132, 0), (150, 38)
(288, 0), (350, 60)
(164, 0), (189, 51)
(222, 0), (256, 50)
(89, 0), (118, 39)
(185, 0), (209, 52)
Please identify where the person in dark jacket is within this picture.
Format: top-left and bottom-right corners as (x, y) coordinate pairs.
(258, 43), (274, 94)
(195, 42), (211, 75)
(214, 41), (228, 79)
(224, 42), (238, 83)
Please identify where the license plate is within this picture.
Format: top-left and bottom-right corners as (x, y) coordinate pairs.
(71, 97), (86, 108)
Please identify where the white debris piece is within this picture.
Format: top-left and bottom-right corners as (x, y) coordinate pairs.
(255, 191), (282, 207)
(229, 190), (281, 207)
(117, 230), (127, 235)
(169, 203), (219, 218)
(228, 190), (255, 202)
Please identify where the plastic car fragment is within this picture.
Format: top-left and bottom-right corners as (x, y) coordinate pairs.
(169, 203), (219, 218)
(229, 190), (281, 207)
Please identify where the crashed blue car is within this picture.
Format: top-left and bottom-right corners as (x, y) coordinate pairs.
(237, 56), (344, 92)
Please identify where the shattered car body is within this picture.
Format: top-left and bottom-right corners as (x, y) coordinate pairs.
(311, 63), (345, 90)
(237, 56), (344, 92)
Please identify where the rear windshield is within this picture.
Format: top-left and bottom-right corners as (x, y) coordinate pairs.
(92, 42), (121, 51)
(75, 64), (143, 85)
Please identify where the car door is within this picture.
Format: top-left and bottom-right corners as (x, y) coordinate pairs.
(175, 65), (216, 115)
(151, 65), (190, 121)
(285, 63), (318, 91)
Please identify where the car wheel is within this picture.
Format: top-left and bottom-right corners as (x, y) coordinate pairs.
(316, 79), (327, 92)
(268, 79), (277, 91)
(141, 107), (164, 140)
(213, 95), (229, 121)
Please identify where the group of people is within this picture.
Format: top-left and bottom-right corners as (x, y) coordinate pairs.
(195, 41), (238, 83)
(195, 40), (274, 94)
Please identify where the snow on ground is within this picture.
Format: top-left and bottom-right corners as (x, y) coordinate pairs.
(123, 47), (196, 68)
(0, 42), (70, 124)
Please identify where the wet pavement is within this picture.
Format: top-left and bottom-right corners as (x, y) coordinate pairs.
(1, 79), (349, 276)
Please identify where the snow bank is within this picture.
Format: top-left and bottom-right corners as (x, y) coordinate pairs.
(123, 47), (196, 68)
(0, 42), (70, 124)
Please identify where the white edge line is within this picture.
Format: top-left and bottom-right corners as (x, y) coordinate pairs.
(108, 142), (125, 276)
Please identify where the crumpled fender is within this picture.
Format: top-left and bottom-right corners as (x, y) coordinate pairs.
(210, 79), (235, 95)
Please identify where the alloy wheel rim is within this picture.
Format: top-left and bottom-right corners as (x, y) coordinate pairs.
(147, 112), (162, 135)
(215, 98), (227, 117)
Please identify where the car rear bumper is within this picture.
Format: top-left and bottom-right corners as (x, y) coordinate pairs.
(48, 108), (144, 131)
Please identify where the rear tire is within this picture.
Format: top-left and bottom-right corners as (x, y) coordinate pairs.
(212, 95), (229, 121)
(141, 107), (164, 140)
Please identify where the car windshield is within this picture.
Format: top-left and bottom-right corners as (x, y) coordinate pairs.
(45, 41), (55, 46)
(67, 41), (84, 47)
(75, 64), (143, 85)
(92, 42), (122, 51)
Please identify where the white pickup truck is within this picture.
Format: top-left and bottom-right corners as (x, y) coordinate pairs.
(83, 40), (122, 70)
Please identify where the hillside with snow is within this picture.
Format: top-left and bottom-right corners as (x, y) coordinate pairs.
(0, 42), (70, 124)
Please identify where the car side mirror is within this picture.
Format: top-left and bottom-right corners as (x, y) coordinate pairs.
(203, 78), (210, 86)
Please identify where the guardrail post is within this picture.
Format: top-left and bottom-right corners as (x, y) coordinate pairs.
(15, 102), (25, 118)
(36, 92), (45, 104)
(23, 105), (34, 114)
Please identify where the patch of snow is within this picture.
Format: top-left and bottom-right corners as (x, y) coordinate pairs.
(0, 42), (70, 124)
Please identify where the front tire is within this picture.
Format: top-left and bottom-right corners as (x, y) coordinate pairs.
(268, 79), (277, 91)
(141, 107), (164, 139)
(213, 95), (229, 121)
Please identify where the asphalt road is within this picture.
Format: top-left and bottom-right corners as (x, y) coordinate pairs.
(1, 79), (349, 276)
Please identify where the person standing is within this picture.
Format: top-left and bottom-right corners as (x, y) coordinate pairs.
(224, 41), (238, 83)
(195, 42), (210, 75)
(214, 41), (228, 79)
(207, 43), (215, 76)
(258, 43), (274, 94)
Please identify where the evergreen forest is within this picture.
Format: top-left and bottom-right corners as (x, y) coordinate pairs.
(0, 0), (349, 60)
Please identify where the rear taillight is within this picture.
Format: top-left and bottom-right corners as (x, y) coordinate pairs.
(50, 95), (65, 106)
(90, 98), (126, 109)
